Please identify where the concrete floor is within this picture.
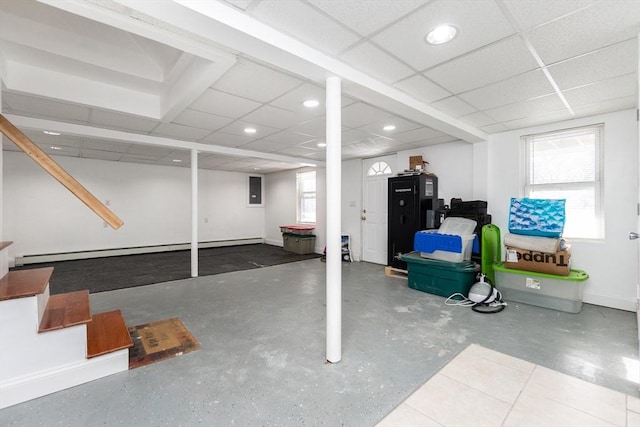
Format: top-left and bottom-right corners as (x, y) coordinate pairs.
(0, 259), (638, 426)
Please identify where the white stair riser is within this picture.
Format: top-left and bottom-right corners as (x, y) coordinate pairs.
(0, 297), (88, 382)
(0, 349), (129, 409)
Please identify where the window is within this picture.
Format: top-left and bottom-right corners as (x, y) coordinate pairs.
(523, 124), (603, 239)
(296, 171), (316, 223)
(367, 161), (392, 176)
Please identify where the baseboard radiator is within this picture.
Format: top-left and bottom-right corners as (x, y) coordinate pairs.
(13, 238), (265, 266)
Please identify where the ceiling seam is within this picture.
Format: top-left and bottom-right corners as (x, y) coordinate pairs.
(494, 0), (574, 116)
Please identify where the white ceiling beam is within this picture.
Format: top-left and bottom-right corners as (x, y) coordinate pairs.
(5, 114), (326, 167)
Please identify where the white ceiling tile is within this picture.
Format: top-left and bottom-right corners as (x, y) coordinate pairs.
(22, 129), (84, 148)
(241, 105), (301, 129)
(499, 109), (577, 130)
(239, 139), (293, 153)
(260, 130), (318, 145)
(250, 0), (360, 55)
(342, 128), (374, 145)
(356, 116), (421, 135)
(118, 156), (158, 165)
(212, 60), (303, 103)
(502, 0), (597, 31)
(572, 96), (636, 118)
(4, 92), (90, 122)
(432, 96), (477, 117)
(308, 0), (426, 36)
(172, 109), (234, 131)
(82, 138), (131, 152)
(390, 127), (447, 144)
(126, 144), (174, 157)
(275, 145), (317, 156)
(424, 36), (539, 93)
(563, 73), (638, 108)
(483, 94), (566, 123)
(372, 0), (516, 70)
(458, 112), (497, 128)
(150, 122), (212, 141)
(189, 89), (261, 118)
(40, 144), (80, 157)
(341, 103), (393, 128)
(81, 149), (122, 161)
(289, 117), (327, 137)
(341, 42), (414, 84)
(393, 75), (451, 103)
(480, 123), (510, 134)
(547, 38), (638, 90)
(217, 121), (281, 139)
(90, 109), (158, 133)
(460, 70), (555, 110)
(200, 131), (254, 148)
(528, 0), (640, 64)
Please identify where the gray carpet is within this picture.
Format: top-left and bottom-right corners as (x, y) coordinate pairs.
(12, 244), (321, 294)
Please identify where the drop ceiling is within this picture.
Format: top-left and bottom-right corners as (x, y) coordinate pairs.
(1, 0), (638, 173)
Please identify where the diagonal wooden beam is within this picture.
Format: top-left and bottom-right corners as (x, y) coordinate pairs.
(0, 114), (123, 229)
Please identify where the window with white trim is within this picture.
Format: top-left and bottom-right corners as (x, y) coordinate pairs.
(523, 124), (604, 239)
(367, 161), (392, 176)
(296, 171), (316, 224)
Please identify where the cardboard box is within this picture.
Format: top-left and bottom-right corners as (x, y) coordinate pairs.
(504, 246), (571, 276)
(409, 155), (424, 170)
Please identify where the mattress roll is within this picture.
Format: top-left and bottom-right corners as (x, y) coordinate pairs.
(503, 233), (566, 253)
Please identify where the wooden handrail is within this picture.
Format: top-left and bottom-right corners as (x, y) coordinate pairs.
(0, 114), (123, 229)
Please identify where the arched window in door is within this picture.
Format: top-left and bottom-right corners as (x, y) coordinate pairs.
(367, 161), (392, 176)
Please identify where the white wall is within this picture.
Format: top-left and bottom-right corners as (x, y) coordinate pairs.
(397, 141), (475, 206)
(264, 167), (326, 254)
(482, 109), (638, 311)
(341, 158), (362, 261)
(4, 152), (265, 258)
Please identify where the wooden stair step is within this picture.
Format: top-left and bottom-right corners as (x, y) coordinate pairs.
(38, 290), (91, 332)
(0, 267), (54, 301)
(87, 310), (133, 358)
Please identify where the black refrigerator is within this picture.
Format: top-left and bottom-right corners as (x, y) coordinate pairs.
(387, 175), (439, 270)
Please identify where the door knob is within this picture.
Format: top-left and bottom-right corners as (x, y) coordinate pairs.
(630, 232), (640, 240)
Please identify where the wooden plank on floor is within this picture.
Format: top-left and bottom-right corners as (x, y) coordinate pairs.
(0, 267), (53, 301)
(87, 310), (133, 359)
(384, 266), (407, 279)
(39, 290), (91, 332)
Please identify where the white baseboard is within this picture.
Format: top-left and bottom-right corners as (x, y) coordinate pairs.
(583, 292), (636, 312)
(15, 238), (265, 265)
(265, 238), (283, 247)
(0, 349), (129, 409)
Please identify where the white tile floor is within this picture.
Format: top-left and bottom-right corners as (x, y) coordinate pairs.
(377, 344), (640, 427)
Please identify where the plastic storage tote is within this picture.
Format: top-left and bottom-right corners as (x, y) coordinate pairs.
(493, 262), (588, 313)
(283, 233), (316, 254)
(400, 252), (478, 298)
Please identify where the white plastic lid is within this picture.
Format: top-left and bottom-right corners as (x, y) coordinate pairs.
(438, 217), (477, 236)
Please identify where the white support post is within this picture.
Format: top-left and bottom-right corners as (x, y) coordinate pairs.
(326, 76), (342, 363)
(191, 149), (198, 278)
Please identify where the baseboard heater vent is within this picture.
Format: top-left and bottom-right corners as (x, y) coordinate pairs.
(14, 238), (265, 266)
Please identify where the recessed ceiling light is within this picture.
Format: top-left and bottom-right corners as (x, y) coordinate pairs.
(301, 163), (316, 167)
(425, 24), (458, 45)
(43, 130), (61, 136)
(253, 167), (261, 170)
(317, 142), (327, 147)
(172, 159), (182, 163)
(50, 146), (61, 150)
(244, 127), (257, 134)
(303, 99), (320, 108)
(383, 125), (396, 131)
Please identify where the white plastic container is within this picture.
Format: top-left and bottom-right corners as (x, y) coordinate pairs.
(438, 217), (477, 236)
(414, 217), (477, 262)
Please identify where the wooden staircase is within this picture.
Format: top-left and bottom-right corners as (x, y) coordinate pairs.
(0, 242), (133, 409)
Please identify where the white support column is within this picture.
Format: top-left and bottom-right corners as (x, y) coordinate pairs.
(326, 76), (342, 363)
(191, 149), (198, 278)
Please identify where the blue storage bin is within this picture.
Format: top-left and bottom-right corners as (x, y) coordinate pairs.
(414, 230), (475, 263)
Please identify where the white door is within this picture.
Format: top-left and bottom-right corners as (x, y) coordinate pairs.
(362, 155), (396, 264)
